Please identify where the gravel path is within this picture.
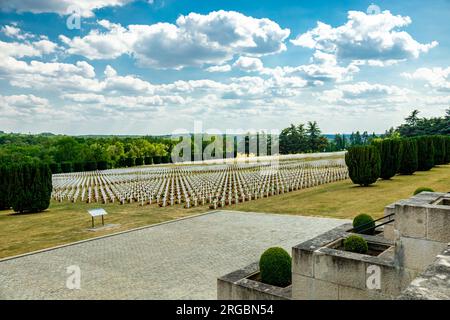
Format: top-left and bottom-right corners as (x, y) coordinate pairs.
(0, 210), (348, 299)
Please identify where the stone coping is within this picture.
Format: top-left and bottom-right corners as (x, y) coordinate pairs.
(218, 262), (292, 300)
(292, 223), (395, 266)
(398, 244), (450, 300)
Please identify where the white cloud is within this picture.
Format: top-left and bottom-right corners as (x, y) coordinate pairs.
(291, 10), (437, 64)
(0, 0), (134, 17)
(233, 56), (264, 72)
(402, 67), (450, 91)
(205, 65), (231, 73)
(318, 82), (411, 106)
(59, 11), (290, 69)
(0, 94), (50, 117)
(0, 38), (58, 59)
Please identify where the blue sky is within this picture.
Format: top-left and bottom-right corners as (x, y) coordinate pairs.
(0, 0), (449, 135)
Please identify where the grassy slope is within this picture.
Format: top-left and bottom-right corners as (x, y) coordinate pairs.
(0, 165), (448, 259)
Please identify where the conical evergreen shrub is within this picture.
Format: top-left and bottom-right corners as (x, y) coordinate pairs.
(432, 135), (446, 165)
(10, 162), (52, 213)
(345, 145), (381, 187)
(398, 138), (418, 175)
(372, 138), (402, 180)
(416, 136), (435, 171)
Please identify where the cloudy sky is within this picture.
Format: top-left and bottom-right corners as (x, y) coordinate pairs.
(0, 0), (449, 135)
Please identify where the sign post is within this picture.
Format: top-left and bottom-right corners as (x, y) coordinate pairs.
(87, 208), (108, 229)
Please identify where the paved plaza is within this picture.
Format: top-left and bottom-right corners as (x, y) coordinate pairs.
(0, 211), (348, 299)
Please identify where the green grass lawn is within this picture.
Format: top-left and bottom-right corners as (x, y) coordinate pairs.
(235, 165), (450, 219)
(0, 165), (448, 259)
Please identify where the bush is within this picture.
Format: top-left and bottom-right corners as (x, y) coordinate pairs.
(84, 161), (97, 171)
(97, 160), (108, 170)
(49, 162), (61, 174)
(372, 138), (402, 180)
(445, 137), (450, 164)
(60, 162), (73, 173)
(153, 156), (162, 164)
(144, 156), (153, 165)
(125, 157), (135, 167)
(135, 157), (144, 166)
(344, 235), (368, 254)
(161, 155), (171, 164)
(416, 136), (434, 171)
(398, 138), (418, 175)
(345, 145), (381, 186)
(353, 214), (375, 235)
(0, 165), (11, 210)
(259, 247), (292, 287)
(10, 162), (52, 213)
(413, 187), (435, 195)
(73, 162), (85, 172)
(432, 135), (446, 165)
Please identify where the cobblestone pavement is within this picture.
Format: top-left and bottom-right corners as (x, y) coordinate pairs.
(0, 211), (348, 299)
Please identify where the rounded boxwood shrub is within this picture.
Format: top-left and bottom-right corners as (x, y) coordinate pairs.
(398, 138), (418, 175)
(353, 214), (375, 235)
(413, 187), (435, 195)
(259, 247), (292, 287)
(345, 145), (381, 187)
(344, 235), (368, 254)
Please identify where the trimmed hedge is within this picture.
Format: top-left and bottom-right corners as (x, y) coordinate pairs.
(445, 137), (450, 164)
(372, 138), (402, 180)
(344, 235), (368, 254)
(398, 138), (418, 175)
(125, 157), (135, 167)
(345, 145), (381, 187)
(153, 156), (161, 164)
(416, 136), (434, 171)
(135, 157), (144, 166)
(413, 187), (435, 195)
(60, 162), (73, 173)
(97, 160), (108, 170)
(0, 165), (11, 210)
(49, 162), (61, 174)
(432, 135), (446, 165)
(9, 162), (52, 213)
(84, 161), (97, 171)
(144, 156), (153, 165)
(353, 214), (375, 235)
(73, 162), (85, 172)
(259, 247), (292, 287)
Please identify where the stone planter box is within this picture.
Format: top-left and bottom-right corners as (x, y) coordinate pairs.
(291, 224), (414, 300)
(217, 262), (291, 300)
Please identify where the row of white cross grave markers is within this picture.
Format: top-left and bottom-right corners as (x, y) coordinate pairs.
(52, 158), (349, 210)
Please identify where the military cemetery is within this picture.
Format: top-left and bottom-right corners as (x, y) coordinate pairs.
(0, 0), (449, 311)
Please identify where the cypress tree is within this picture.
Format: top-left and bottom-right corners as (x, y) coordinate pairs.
(60, 162), (73, 173)
(432, 135), (446, 165)
(416, 136), (435, 171)
(345, 145), (381, 187)
(144, 156), (153, 165)
(445, 137), (450, 164)
(373, 138), (402, 180)
(398, 138), (418, 175)
(10, 162), (52, 213)
(0, 165), (11, 210)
